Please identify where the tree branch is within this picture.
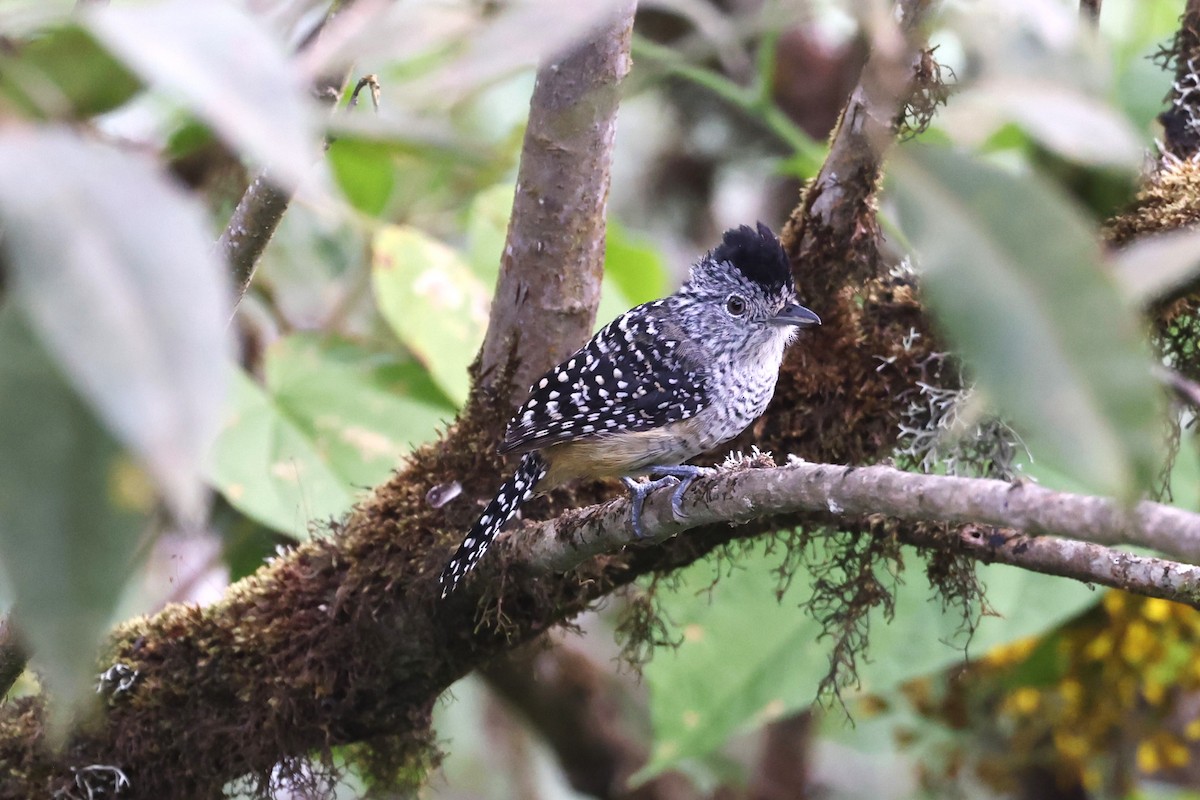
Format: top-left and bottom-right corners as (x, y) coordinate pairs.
(219, 0), (357, 306)
(218, 174), (293, 302)
(477, 1), (636, 405)
(761, 0), (942, 472)
(955, 527), (1200, 606)
(784, 0), (933, 301)
(510, 461), (1200, 593)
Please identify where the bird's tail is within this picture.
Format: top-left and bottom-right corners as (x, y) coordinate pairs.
(439, 452), (549, 597)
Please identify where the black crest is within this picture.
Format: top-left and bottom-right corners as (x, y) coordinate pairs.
(710, 222), (793, 293)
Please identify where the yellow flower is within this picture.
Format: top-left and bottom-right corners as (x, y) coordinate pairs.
(1009, 687), (1041, 715)
(1164, 736), (1190, 768)
(1103, 592), (1126, 616)
(986, 636), (1038, 667)
(1137, 740), (1161, 774)
(1120, 621), (1156, 665)
(1055, 731), (1090, 761)
(1085, 633), (1113, 661)
(1142, 598), (1174, 622)
(1058, 678), (1083, 709)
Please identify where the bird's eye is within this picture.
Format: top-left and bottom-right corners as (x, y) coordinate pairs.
(725, 295), (746, 316)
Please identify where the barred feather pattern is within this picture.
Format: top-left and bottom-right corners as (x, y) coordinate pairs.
(438, 451), (549, 598)
(501, 299), (710, 455)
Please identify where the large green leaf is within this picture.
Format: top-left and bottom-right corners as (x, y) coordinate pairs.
(0, 307), (147, 731)
(208, 371), (353, 539)
(372, 225), (491, 406)
(86, 0), (316, 188)
(0, 25), (141, 118)
(327, 138), (396, 217)
(264, 335), (456, 488)
(0, 127), (232, 521)
(207, 335), (455, 537)
(640, 540), (1098, 778)
(887, 145), (1162, 499)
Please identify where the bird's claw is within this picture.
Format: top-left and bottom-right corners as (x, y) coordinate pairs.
(622, 475), (678, 539)
(622, 465), (711, 539)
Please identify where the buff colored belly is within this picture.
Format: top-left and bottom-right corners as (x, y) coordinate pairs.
(541, 416), (711, 486)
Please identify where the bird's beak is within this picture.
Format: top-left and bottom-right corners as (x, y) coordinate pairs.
(769, 303), (821, 327)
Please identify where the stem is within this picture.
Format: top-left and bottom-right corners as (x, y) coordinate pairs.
(630, 35), (825, 175)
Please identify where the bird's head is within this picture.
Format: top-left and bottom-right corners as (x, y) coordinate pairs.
(681, 223), (820, 355)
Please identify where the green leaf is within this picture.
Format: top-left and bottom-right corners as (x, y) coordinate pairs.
(0, 306), (147, 733)
(0, 127), (232, 521)
(887, 145), (1162, 499)
(605, 222), (669, 306)
(264, 334), (456, 488)
(327, 138), (396, 217)
(372, 225), (491, 406)
(0, 25), (141, 118)
(465, 183), (515, 287)
(208, 335), (455, 537)
(639, 540), (1098, 778)
(208, 371), (353, 539)
(85, 0), (316, 188)
(591, 224), (670, 333)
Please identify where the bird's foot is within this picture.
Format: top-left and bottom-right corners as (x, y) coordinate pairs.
(621, 475), (678, 539)
(621, 465), (713, 538)
(647, 465), (712, 519)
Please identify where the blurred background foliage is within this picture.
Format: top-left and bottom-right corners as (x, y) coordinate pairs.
(1, 0), (1200, 797)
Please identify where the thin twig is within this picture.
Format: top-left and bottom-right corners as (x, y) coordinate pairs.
(348, 73), (380, 111)
(1157, 365), (1200, 411)
(955, 526), (1200, 606)
(629, 34), (825, 174)
(220, 0), (358, 308)
(217, 175), (293, 303)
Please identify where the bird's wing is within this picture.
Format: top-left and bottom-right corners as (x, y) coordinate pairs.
(500, 303), (711, 455)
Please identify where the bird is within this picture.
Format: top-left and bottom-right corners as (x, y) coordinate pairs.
(438, 222), (820, 597)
